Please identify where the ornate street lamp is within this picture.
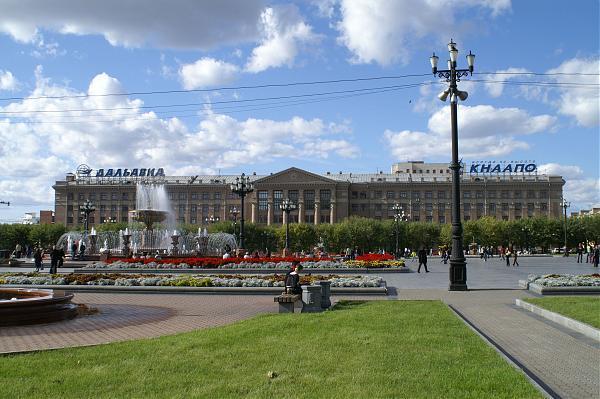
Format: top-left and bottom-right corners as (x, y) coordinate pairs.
(81, 199), (96, 233)
(280, 198), (297, 253)
(430, 39), (475, 291)
(205, 215), (219, 224)
(230, 173), (254, 249)
(229, 206), (239, 240)
(392, 203), (405, 258)
(560, 198), (570, 256)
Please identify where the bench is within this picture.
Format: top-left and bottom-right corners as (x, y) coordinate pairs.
(274, 293), (302, 313)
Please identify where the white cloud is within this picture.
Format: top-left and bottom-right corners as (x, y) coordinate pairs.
(334, 0), (510, 65)
(484, 67), (530, 97)
(0, 0), (265, 49)
(0, 70), (18, 91)
(547, 57), (600, 127)
(245, 6), (318, 73)
(0, 69), (359, 207)
(537, 163), (583, 179)
(565, 178), (600, 210)
(384, 104), (554, 159)
(179, 58), (239, 89)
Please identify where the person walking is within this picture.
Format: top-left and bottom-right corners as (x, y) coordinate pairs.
(33, 247), (43, 272)
(577, 243), (584, 263)
(71, 241), (78, 260)
(512, 250), (519, 267)
(594, 246), (599, 268)
(417, 248), (429, 273)
(505, 248), (511, 267)
(49, 246), (60, 274)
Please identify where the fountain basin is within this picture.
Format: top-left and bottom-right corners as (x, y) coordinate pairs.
(0, 288), (78, 326)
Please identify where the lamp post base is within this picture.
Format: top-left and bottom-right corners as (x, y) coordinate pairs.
(449, 261), (468, 291)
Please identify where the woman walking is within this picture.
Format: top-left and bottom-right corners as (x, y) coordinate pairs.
(512, 250), (519, 267)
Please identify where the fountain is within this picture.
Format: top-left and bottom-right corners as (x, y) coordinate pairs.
(0, 288), (78, 326)
(56, 183), (238, 257)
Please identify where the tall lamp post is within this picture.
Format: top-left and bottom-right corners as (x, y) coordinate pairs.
(229, 207), (239, 240)
(81, 200), (96, 233)
(430, 39), (475, 291)
(280, 198), (297, 254)
(561, 198), (570, 256)
(230, 173), (254, 250)
(392, 203), (405, 258)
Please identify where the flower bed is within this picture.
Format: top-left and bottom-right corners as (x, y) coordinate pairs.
(105, 256), (333, 268)
(0, 273), (384, 288)
(355, 253), (394, 261)
(527, 274), (600, 287)
(85, 258), (405, 270)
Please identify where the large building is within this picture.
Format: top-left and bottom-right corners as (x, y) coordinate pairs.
(53, 161), (565, 229)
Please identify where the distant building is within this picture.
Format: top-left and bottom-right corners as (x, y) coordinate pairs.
(21, 212), (39, 224)
(39, 210), (55, 224)
(53, 162), (565, 229)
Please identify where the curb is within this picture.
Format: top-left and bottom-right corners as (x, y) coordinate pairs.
(0, 284), (387, 296)
(528, 283), (600, 295)
(74, 268), (410, 274)
(515, 299), (600, 342)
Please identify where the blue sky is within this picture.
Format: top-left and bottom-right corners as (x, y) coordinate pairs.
(0, 0), (598, 222)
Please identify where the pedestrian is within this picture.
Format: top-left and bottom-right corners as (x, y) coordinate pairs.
(505, 248), (511, 267)
(79, 242), (86, 260)
(594, 246), (599, 268)
(417, 248), (429, 273)
(512, 250), (519, 267)
(71, 241), (78, 260)
(33, 247), (43, 272)
(50, 246), (60, 274)
(500, 246), (506, 261)
(15, 243), (22, 258)
(577, 243), (583, 263)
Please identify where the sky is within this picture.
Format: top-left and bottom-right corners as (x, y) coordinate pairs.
(0, 0), (598, 222)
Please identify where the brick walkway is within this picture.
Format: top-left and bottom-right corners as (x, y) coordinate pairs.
(0, 293), (275, 354)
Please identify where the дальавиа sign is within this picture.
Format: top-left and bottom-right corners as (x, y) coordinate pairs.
(94, 168), (165, 177)
(468, 161), (536, 174)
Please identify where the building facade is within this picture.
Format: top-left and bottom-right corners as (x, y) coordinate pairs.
(53, 162), (565, 229)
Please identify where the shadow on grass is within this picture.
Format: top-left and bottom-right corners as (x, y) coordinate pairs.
(331, 300), (369, 311)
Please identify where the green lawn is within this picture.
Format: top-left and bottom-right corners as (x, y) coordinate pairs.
(0, 301), (541, 398)
(523, 296), (600, 329)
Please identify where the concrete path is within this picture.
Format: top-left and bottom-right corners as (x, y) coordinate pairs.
(392, 289), (600, 399)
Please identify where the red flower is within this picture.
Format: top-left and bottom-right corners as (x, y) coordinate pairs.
(355, 253), (394, 261)
(106, 256), (333, 268)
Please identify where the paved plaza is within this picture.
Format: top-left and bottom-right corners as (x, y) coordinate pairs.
(1, 256), (598, 398)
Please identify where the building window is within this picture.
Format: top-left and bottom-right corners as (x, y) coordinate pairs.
(374, 203), (382, 211)
(476, 203), (484, 213)
(412, 202), (420, 211)
(121, 192), (128, 200)
(438, 215), (446, 224)
(425, 191), (433, 199)
(438, 203), (446, 213)
(191, 192), (199, 200)
(258, 191), (268, 211)
(89, 193), (96, 200)
(387, 203), (396, 211)
(111, 205), (117, 212)
(413, 215), (420, 222)
(100, 193), (108, 200)
(374, 191), (382, 199)
(179, 193), (187, 200)
(320, 215), (330, 224)
(514, 202), (522, 211)
(488, 191), (496, 199)
(202, 205), (209, 215)
(463, 191), (471, 199)
(288, 190), (299, 204)
(501, 203), (509, 212)
(351, 204), (359, 212)
(179, 205), (186, 214)
(501, 190), (509, 199)
(540, 203), (548, 211)
(386, 191), (395, 199)
(539, 190), (548, 199)
(527, 203), (535, 212)
(464, 215), (471, 221)
(121, 205), (128, 212)
(191, 205), (197, 213)
(437, 191), (446, 199)
(360, 204), (367, 211)
(274, 190), (283, 211)
(304, 190), (315, 210)
(168, 192), (175, 200)
(359, 192), (367, 199)
(111, 192), (118, 200)
(476, 191), (484, 199)
(463, 203), (471, 212)
(400, 191), (408, 198)
(426, 216), (433, 223)
(191, 217), (197, 224)
(320, 190), (331, 210)
(412, 191), (420, 199)
(78, 193), (85, 200)
(213, 204), (220, 214)
(99, 205), (106, 211)
(227, 192), (235, 199)
(67, 216), (73, 224)
(425, 203), (433, 212)
(202, 192), (210, 200)
(351, 191), (358, 199)
(214, 192), (221, 200)
(489, 203), (496, 213)
(527, 190), (535, 199)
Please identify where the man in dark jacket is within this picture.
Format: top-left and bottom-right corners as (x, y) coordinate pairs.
(285, 261), (303, 294)
(49, 246), (60, 274)
(417, 248), (429, 273)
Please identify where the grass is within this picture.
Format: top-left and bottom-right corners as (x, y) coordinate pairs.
(0, 301), (542, 398)
(523, 296), (600, 329)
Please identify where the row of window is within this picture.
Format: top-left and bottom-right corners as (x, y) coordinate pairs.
(257, 190), (331, 211)
(352, 189), (550, 200)
(67, 191), (239, 201)
(352, 202), (548, 213)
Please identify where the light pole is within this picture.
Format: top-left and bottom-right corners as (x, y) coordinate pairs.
(205, 215), (219, 224)
(81, 199), (96, 234)
(280, 198), (297, 254)
(430, 39), (475, 291)
(229, 207), (239, 240)
(230, 173), (254, 250)
(392, 203), (405, 258)
(561, 198), (570, 256)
